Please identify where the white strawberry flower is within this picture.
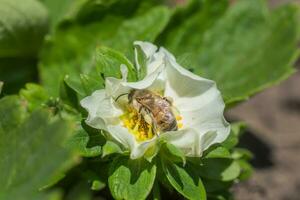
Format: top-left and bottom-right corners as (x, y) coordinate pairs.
(81, 41), (230, 159)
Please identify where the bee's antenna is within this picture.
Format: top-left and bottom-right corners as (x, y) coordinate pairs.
(115, 93), (129, 102)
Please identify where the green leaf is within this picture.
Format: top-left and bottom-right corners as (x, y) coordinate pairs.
(0, 0), (48, 94)
(79, 73), (104, 95)
(94, 46), (136, 81)
(71, 0), (141, 24)
(39, 17), (122, 96)
(91, 180), (106, 191)
(237, 159), (253, 181)
(39, 0), (76, 29)
(203, 146), (231, 159)
(65, 182), (92, 200)
(62, 72), (104, 101)
(0, 0), (49, 58)
(60, 77), (80, 109)
(161, 0), (300, 104)
(207, 192), (233, 200)
(161, 142), (186, 164)
(134, 43), (147, 80)
(19, 83), (49, 111)
(66, 128), (102, 157)
(39, 6), (171, 96)
(231, 148), (253, 160)
(222, 122), (246, 149)
(0, 96), (74, 200)
(64, 75), (86, 98)
(152, 181), (161, 200)
(108, 156), (156, 200)
(198, 158), (241, 181)
(106, 6), (171, 58)
(163, 161), (206, 200)
(0, 58), (38, 95)
(159, 0), (228, 57)
(102, 141), (122, 158)
(202, 179), (232, 193)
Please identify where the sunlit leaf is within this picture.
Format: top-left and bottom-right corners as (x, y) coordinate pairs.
(108, 156), (156, 200)
(0, 96), (74, 200)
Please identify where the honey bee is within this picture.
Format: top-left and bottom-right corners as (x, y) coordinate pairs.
(116, 89), (178, 134)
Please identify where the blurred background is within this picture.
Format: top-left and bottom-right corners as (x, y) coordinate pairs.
(228, 0), (300, 199)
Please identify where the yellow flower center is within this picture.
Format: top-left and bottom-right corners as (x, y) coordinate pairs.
(120, 108), (154, 142)
(120, 107), (184, 142)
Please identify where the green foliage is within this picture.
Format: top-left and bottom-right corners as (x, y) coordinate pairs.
(0, 0), (49, 94)
(203, 179), (232, 193)
(39, 0), (75, 29)
(19, 83), (49, 111)
(108, 156), (157, 200)
(198, 158), (241, 181)
(66, 128), (102, 157)
(222, 122), (246, 149)
(102, 141), (123, 158)
(39, 5), (171, 96)
(161, 142), (186, 164)
(203, 146), (231, 159)
(91, 180), (106, 191)
(162, 161), (207, 200)
(0, 96), (74, 200)
(0, 0), (48, 58)
(160, 0), (300, 105)
(94, 46), (136, 81)
(134, 43), (148, 80)
(105, 6), (170, 58)
(39, 20), (117, 96)
(0, 58), (38, 95)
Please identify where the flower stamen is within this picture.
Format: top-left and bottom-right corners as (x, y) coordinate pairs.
(120, 108), (154, 142)
(176, 115), (183, 129)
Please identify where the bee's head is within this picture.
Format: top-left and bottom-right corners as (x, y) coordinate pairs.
(128, 89), (136, 103)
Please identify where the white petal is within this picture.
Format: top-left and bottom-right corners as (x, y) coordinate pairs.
(107, 124), (158, 159)
(126, 65), (164, 91)
(107, 125), (136, 150)
(161, 122), (229, 157)
(134, 41), (157, 60)
(180, 87), (226, 126)
(162, 51), (216, 110)
(130, 138), (158, 160)
(80, 90), (122, 130)
(105, 64), (165, 99)
(134, 41), (167, 76)
(160, 128), (204, 157)
(158, 47), (230, 155)
(120, 64), (128, 81)
(194, 119), (230, 151)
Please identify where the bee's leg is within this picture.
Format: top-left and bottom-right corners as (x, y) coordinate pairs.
(138, 106), (143, 113)
(152, 122), (159, 137)
(143, 113), (153, 126)
(142, 108), (158, 136)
